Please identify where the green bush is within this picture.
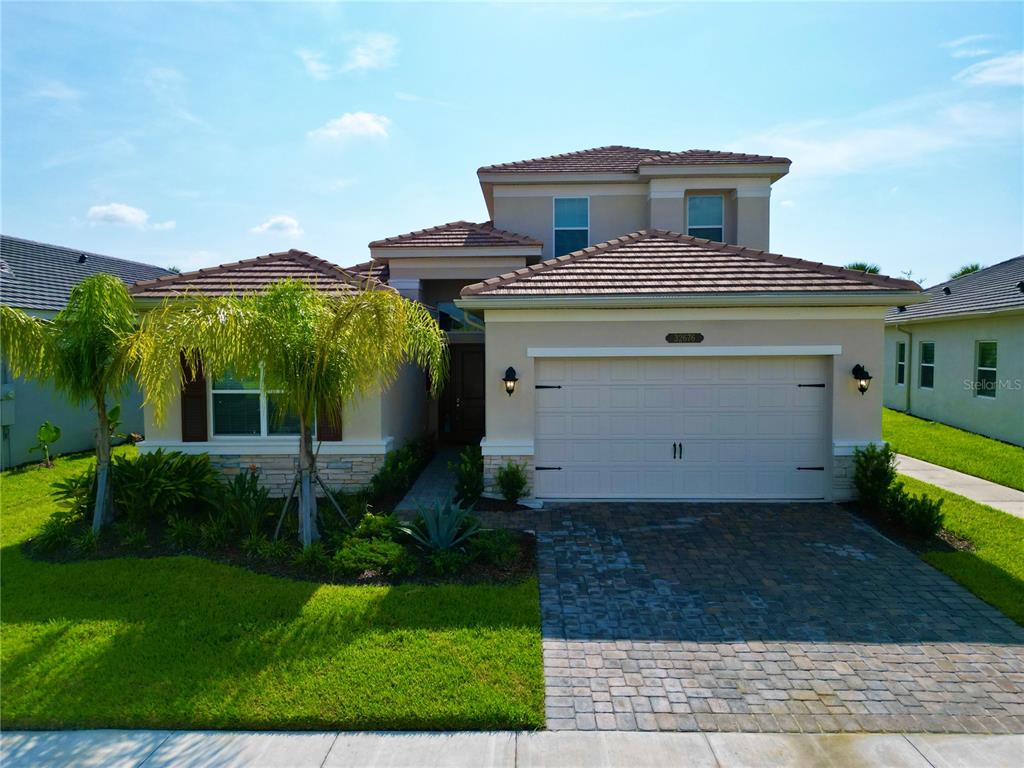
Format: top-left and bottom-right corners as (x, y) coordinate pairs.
(451, 445), (483, 504)
(165, 514), (200, 551)
(853, 443), (897, 521)
(199, 515), (232, 550)
(469, 529), (519, 568)
(331, 537), (415, 578)
(258, 536), (292, 562)
(368, 437), (433, 502)
(30, 509), (82, 554)
(292, 541), (328, 571)
(51, 471), (95, 518)
(114, 521), (147, 551)
(496, 462), (529, 504)
(222, 469), (272, 537)
(400, 499), (479, 552)
(353, 511), (397, 540)
(891, 485), (945, 538)
(430, 549), (470, 576)
(70, 529), (100, 556)
(241, 532), (268, 559)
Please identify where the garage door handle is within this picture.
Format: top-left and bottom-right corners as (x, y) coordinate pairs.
(797, 466), (825, 471)
(535, 466), (562, 471)
(673, 442), (677, 459)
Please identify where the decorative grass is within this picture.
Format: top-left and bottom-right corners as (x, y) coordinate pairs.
(0, 449), (544, 730)
(883, 408), (1024, 491)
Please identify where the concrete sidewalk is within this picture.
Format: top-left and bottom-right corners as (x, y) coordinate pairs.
(896, 454), (1024, 519)
(3, 730), (1022, 767)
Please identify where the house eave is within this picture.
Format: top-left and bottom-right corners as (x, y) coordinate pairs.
(885, 306), (1024, 326)
(369, 244), (543, 261)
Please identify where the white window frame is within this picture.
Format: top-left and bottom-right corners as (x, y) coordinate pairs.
(209, 366), (311, 439)
(552, 196), (589, 256)
(895, 342), (906, 386)
(975, 340), (997, 400)
(687, 193), (725, 241)
(918, 341), (935, 390)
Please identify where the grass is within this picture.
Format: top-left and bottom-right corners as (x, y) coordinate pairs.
(901, 475), (1024, 626)
(0, 448), (544, 730)
(883, 408), (1024, 491)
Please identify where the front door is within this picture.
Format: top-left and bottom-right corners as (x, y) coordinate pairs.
(441, 344), (485, 444)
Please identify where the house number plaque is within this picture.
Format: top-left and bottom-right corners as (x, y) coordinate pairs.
(666, 333), (704, 343)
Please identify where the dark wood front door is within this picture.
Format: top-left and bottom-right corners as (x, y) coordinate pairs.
(440, 344), (485, 444)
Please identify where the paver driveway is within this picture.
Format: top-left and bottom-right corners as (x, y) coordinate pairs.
(534, 503), (1024, 733)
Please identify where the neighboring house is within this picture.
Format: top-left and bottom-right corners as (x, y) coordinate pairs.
(0, 235), (173, 468)
(883, 256), (1024, 446)
(132, 145), (922, 501)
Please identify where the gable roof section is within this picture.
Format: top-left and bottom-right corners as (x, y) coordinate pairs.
(1, 235), (173, 312)
(886, 255), (1024, 323)
(368, 221), (541, 249)
(461, 231), (920, 299)
(346, 259), (390, 284)
(478, 145), (790, 175)
(130, 249), (373, 299)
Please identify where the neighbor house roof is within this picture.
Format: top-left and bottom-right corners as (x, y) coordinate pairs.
(886, 255), (1024, 324)
(368, 221), (542, 249)
(0, 234), (173, 312)
(478, 146), (790, 175)
(346, 259), (390, 284)
(461, 230), (920, 299)
(130, 249), (374, 299)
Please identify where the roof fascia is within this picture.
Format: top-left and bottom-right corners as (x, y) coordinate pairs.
(638, 163), (790, 180)
(370, 245), (542, 261)
(885, 306), (1024, 325)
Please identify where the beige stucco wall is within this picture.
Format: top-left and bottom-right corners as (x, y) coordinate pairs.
(736, 196), (770, 251)
(884, 313), (1024, 445)
(480, 307), (889, 499)
(382, 362), (430, 448)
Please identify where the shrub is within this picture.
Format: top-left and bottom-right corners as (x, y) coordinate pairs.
(331, 537), (415, 578)
(222, 469), (272, 537)
(165, 514), (200, 551)
(468, 529), (519, 568)
(368, 437), (433, 503)
(31, 509), (82, 554)
(400, 498), (479, 552)
(241, 532), (268, 559)
(30, 420), (62, 468)
(451, 445), (483, 504)
(70, 529), (100, 556)
(199, 515), (232, 550)
(496, 462), (529, 504)
(114, 521), (147, 551)
(259, 536), (292, 562)
(892, 487), (945, 539)
(52, 470), (95, 518)
(292, 541), (328, 571)
(113, 450), (221, 525)
(353, 511), (397, 540)
(853, 443), (897, 520)
(430, 549), (470, 576)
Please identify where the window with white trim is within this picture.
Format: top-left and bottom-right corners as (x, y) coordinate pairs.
(687, 194), (724, 241)
(919, 342), (935, 390)
(553, 198), (588, 256)
(976, 341), (997, 399)
(895, 342), (906, 386)
(211, 368), (305, 437)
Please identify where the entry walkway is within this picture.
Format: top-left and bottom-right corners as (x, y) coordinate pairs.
(2, 729), (1021, 767)
(394, 444), (460, 515)
(896, 454), (1024, 519)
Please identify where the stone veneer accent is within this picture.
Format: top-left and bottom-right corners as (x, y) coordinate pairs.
(832, 453), (856, 501)
(483, 454), (535, 499)
(208, 453), (385, 496)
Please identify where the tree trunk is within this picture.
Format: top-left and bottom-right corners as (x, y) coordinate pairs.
(297, 415), (320, 548)
(92, 396), (113, 533)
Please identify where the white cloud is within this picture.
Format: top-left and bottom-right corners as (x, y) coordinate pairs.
(250, 215), (304, 237)
(35, 79), (82, 103)
(308, 111), (391, 141)
(153, 220), (177, 231)
(342, 33), (398, 72)
(942, 34), (994, 50)
(954, 52), (1024, 87)
(951, 47), (993, 60)
(143, 66), (206, 126)
(296, 49), (330, 80)
(87, 203), (149, 229)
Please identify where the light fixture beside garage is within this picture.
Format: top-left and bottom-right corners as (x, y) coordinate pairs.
(502, 367), (518, 396)
(851, 364), (873, 395)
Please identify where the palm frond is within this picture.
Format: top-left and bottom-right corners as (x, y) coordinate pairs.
(0, 305), (54, 381)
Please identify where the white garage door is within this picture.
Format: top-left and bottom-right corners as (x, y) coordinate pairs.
(534, 356), (830, 500)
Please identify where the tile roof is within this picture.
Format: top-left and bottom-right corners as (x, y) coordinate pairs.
(346, 259), (390, 284)
(478, 145), (790, 175)
(130, 249), (375, 299)
(368, 221), (541, 249)
(462, 231), (920, 298)
(1, 234), (173, 312)
(886, 256), (1024, 323)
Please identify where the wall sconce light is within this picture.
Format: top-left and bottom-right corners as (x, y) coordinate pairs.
(851, 364), (872, 395)
(502, 367), (518, 396)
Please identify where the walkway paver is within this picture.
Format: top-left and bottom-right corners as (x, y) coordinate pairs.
(394, 445), (460, 514)
(896, 454), (1024, 519)
(535, 503), (1024, 734)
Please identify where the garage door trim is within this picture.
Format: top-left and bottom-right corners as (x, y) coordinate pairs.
(527, 345), (842, 358)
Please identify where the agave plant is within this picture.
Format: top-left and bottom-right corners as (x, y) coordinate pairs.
(399, 498), (479, 552)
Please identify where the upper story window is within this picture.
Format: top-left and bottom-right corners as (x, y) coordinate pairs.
(895, 342), (906, 386)
(687, 194), (724, 241)
(976, 341), (997, 399)
(211, 368), (304, 437)
(919, 342), (935, 390)
(553, 197), (589, 256)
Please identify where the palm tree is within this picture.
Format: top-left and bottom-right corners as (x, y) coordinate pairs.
(134, 278), (448, 547)
(950, 263), (981, 279)
(845, 262), (881, 274)
(0, 274), (138, 532)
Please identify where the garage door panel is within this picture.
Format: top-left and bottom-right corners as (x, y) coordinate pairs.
(609, 388), (639, 409)
(570, 388), (601, 409)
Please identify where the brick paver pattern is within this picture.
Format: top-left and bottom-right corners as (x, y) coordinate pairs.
(532, 504), (1024, 734)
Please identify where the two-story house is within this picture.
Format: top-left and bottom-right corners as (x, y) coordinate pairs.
(133, 145), (922, 502)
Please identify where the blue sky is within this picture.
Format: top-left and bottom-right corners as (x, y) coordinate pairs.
(2, 2), (1022, 286)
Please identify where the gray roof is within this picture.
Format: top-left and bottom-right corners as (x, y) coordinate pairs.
(886, 256), (1024, 324)
(0, 235), (173, 312)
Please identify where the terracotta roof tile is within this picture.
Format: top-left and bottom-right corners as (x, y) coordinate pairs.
(462, 231), (920, 298)
(368, 221), (541, 249)
(130, 249), (377, 298)
(478, 145), (790, 175)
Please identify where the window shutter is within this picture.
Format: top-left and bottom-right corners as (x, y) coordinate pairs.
(316, 402), (342, 442)
(180, 353), (208, 442)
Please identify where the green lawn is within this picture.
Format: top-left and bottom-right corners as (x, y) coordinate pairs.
(901, 475), (1024, 626)
(883, 408), (1024, 491)
(0, 449), (544, 730)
